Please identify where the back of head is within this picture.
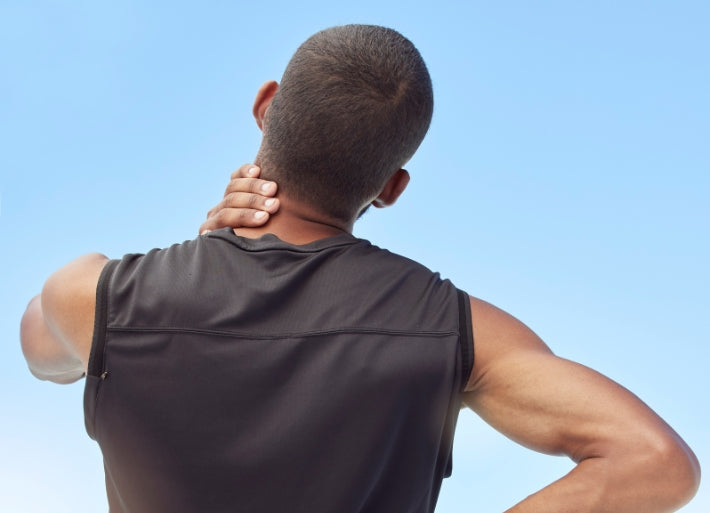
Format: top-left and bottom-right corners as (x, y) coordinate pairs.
(257, 25), (434, 222)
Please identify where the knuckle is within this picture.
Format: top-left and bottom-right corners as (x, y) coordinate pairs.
(248, 179), (263, 193)
(233, 192), (252, 207)
(231, 163), (253, 179)
(214, 209), (227, 223)
(225, 179), (239, 195)
(226, 192), (244, 207)
(226, 178), (251, 196)
(237, 209), (257, 227)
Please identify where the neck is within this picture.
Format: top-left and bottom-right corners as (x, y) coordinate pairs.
(232, 195), (354, 245)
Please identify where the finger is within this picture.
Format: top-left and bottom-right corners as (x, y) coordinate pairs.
(230, 164), (260, 180)
(199, 208), (271, 234)
(223, 177), (277, 198)
(208, 192), (280, 217)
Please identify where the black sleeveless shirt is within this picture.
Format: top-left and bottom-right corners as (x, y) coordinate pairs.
(85, 228), (473, 512)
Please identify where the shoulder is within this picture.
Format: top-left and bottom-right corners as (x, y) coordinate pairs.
(43, 253), (110, 314)
(463, 295), (553, 392)
(349, 237), (447, 277)
(109, 236), (212, 283)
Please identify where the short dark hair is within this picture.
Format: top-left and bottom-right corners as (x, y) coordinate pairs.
(256, 24), (434, 222)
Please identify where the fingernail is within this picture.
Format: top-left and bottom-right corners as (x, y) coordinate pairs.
(200, 230), (212, 235)
(254, 211), (267, 220)
(264, 198), (275, 207)
(261, 182), (274, 193)
(248, 166), (259, 176)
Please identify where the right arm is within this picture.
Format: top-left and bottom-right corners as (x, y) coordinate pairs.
(199, 164), (279, 235)
(462, 296), (700, 512)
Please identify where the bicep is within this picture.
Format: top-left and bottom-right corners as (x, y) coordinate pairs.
(463, 351), (670, 460)
(462, 296), (677, 461)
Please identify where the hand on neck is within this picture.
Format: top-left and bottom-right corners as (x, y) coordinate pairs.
(232, 194), (354, 245)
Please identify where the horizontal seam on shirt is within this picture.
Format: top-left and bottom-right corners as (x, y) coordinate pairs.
(106, 326), (458, 340)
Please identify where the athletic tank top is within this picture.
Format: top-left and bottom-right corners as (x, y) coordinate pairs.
(85, 228), (473, 513)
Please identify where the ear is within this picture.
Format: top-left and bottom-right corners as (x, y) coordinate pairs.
(253, 80), (279, 130)
(372, 169), (410, 208)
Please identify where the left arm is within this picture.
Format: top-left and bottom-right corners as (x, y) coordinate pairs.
(461, 296), (700, 512)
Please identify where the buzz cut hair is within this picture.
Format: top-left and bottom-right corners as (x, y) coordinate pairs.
(256, 24), (434, 222)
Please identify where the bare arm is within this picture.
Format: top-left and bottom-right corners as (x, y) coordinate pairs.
(20, 253), (109, 383)
(463, 297), (700, 513)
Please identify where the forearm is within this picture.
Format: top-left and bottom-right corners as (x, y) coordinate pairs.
(505, 445), (700, 513)
(20, 295), (85, 384)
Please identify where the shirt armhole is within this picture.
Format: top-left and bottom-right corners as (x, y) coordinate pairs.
(84, 259), (119, 440)
(457, 289), (474, 392)
(87, 259), (119, 378)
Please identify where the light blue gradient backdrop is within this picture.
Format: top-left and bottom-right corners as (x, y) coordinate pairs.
(1, 2), (707, 511)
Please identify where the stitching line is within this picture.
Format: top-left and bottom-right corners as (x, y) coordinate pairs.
(107, 326), (458, 340)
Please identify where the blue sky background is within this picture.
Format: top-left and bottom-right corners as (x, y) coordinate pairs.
(1, 1), (707, 511)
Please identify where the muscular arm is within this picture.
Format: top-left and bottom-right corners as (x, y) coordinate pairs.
(463, 297), (700, 513)
(20, 253), (108, 384)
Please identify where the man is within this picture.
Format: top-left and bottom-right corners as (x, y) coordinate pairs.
(21, 25), (699, 512)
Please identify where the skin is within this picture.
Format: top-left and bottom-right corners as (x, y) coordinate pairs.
(21, 82), (700, 512)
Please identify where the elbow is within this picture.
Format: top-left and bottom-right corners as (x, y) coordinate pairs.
(20, 295), (52, 381)
(20, 295), (42, 366)
(20, 294), (82, 383)
(647, 430), (701, 509)
(666, 440), (701, 507)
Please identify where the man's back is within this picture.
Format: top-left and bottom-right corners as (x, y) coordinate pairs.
(86, 228), (472, 512)
(20, 24), (699, 513)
